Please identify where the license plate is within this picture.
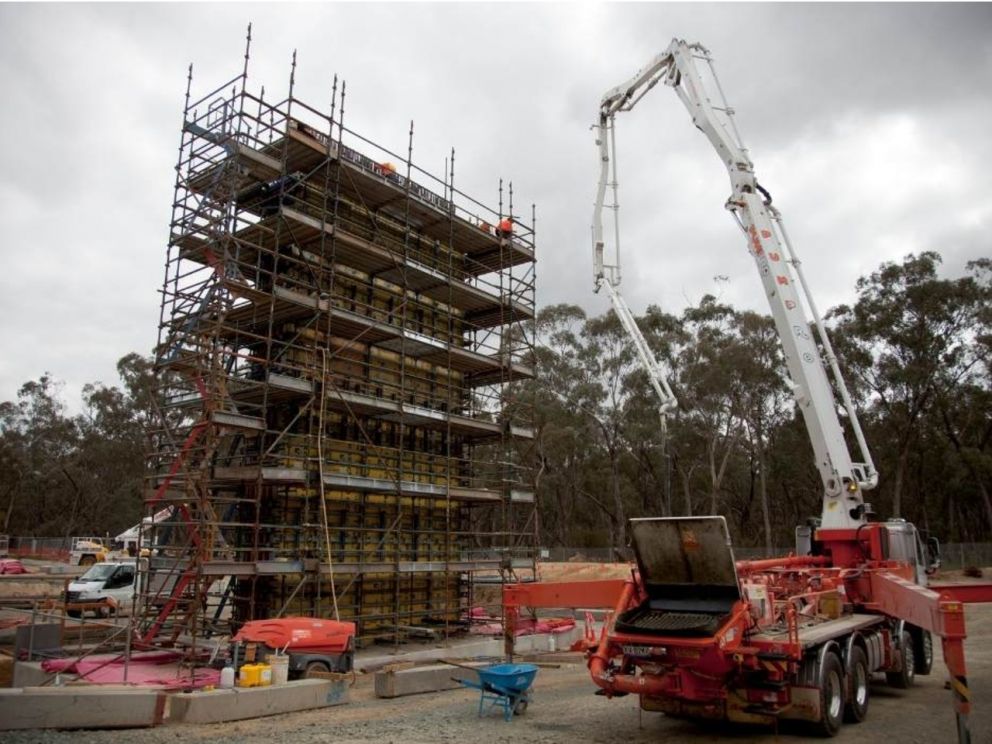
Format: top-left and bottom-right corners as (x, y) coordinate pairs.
(621, 644), (664, 657)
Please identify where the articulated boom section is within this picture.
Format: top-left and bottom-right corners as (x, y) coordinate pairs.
(592, 38), (877, 528)
(734, 194), (868, 528)
(599, 279), (677, 420)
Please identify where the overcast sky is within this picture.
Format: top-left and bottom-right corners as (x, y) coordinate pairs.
(1, 2), (990, 409)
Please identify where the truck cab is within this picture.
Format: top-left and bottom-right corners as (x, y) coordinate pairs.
(65, 560), (137, 617)
(883, 518), (941, 585)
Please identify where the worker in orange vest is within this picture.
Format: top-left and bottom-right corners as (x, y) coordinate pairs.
(498, 218), (513, 238)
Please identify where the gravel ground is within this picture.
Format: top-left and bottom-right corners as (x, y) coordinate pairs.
(5, 603), (991, 744)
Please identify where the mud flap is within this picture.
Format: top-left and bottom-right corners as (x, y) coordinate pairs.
(640, 694), (726, 720)
(725, 689), (779, 726)
(778, 686), (820, 722)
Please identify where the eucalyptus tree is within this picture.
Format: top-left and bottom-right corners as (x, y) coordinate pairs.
(732, 310), (790, 551)
(664, 296), (749, 517)
(830, 252), (984, 521)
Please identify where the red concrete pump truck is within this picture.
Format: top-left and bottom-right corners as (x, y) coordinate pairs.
(504, 39), (991, 741)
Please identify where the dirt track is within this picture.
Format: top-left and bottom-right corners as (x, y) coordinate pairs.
(4, 603), (990, 744)
(3, 563), (991, 743)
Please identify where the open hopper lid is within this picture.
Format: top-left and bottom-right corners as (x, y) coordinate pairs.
(629, 516), (741, 598)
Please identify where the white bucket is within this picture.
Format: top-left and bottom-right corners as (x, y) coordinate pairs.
(270, 654), (289, 686)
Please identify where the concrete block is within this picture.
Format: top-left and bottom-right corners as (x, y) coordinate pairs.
(0, 686), (166, 730)
(513, 626), (582, 655)
(168, 679), (343, 724)
(358, 637), (502, 671)
(12, 661), (55, 688)
(14, 623), (62, 661)
(374, 661), (487, 698)
(520, 651), (585, 665)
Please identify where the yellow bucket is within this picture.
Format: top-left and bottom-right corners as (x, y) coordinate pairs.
(238, 663), (272, 688)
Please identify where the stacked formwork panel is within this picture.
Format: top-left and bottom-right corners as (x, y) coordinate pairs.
(139, 46), (536, 646)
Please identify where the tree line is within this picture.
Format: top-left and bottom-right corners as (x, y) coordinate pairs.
(521, 252), (991, 551)
(1, 252), (989, 552)
(0, 354), (153, 539)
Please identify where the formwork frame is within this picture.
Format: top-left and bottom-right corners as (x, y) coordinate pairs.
(136, 29), (537, 650)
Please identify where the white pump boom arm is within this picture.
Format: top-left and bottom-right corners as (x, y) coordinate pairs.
(592, 60), (678, 423)
(593, 39), (878, 530)
(601, 278), (678, 420)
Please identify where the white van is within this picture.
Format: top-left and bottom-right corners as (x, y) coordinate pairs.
(65, 561), (137, 617)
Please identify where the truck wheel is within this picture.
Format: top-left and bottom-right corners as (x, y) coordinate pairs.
(79, 555), (96, 566)
(886, 631), (916, 689)
(304, 660), (331, 678)
(814, 651), (845, 737)
(843, 646), (870, 723)
(912, 629), (933, 675)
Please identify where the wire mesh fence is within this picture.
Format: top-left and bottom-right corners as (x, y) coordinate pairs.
(541, 542), (992, 570)
(7, 536), (72, 560)
(9, 537), (992, 571)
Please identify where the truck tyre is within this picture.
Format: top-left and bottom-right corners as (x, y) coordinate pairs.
(79, 555), (96, 566)
(843, 645), (870, 723)
(304, 660), (331, 678)
(912, 629), (933, 675)
(814, 651), (845, 737)
(886, 630), (916, 689)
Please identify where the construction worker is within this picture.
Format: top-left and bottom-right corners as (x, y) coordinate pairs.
(498, 218), (513, 238)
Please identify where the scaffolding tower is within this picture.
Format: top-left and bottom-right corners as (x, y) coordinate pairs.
(138, 33), (537, 649)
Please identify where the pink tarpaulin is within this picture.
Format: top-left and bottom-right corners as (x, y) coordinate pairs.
(42, 651), (180, 674)
(0, 559), (27, 574)
(74, 662), (220, 690)
(42, 652), (219, 689)
(468, 615), (576, 637)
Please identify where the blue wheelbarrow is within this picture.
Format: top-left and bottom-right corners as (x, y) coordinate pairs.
(453, 662), (539, 721)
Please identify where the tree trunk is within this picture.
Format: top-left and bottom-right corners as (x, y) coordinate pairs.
(709, 438), (718, 515)
(678, 463), (695, 517)
(708, 432), (735, 515)
(891, 441), (910, 519)
(758, 443), (772, 553)
(940, 407), (992, 536)
(555, 484), (569, 546)
(611, 448), (626, 550)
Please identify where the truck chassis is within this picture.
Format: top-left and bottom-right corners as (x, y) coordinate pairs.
(505, 517), (991, 740)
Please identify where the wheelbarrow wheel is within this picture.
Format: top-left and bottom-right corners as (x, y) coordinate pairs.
(513, 698), (528, 716)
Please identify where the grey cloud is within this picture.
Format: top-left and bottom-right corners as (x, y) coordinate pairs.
(0, 3), (988, 408)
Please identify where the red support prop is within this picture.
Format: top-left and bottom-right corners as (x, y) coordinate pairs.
(930, 583), (992, 604)
(868, 571), (973, 741)
(503, 579), (630, 659)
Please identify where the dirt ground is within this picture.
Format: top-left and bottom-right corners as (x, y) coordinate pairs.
(2, 562), (991, 743)
(1, 602), (988, 744)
